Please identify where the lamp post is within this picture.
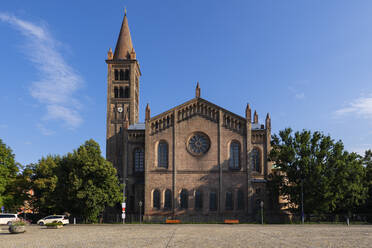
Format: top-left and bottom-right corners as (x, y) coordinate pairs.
(260, 200), (264, 224)
(139, 201), (143, 224)
(122, 178), (128, 224)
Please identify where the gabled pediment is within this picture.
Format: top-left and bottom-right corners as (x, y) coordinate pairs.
(148, 97), (246, 136)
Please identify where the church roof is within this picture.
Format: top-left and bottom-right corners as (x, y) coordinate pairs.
(113, 13), (134, 60)
(150, 97), (245, 122)
(148, 96), (265, 131)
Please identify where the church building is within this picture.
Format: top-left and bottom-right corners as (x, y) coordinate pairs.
(106, 12), (273, 222)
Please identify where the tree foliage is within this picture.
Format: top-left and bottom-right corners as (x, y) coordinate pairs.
(28, 155), (60, 215)
(0, 138), (29, 211)
(30, 139), (122, 222)
(362, 150), (372, 214)
(269, 128), (368, 215)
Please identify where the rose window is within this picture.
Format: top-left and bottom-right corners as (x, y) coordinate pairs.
(187, 132), (210, 156)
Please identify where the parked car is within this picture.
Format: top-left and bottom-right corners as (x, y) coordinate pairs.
(0, 213), (19, 225)
(37, 215), (70, 226)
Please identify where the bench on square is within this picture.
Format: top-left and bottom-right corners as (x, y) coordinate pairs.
(224, 219), (239, 224)
(165, 219), (181, 224)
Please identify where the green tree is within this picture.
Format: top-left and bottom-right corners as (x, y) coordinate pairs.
(29, 155), (60, 215)
(57, 139), (122, 223)
(269, 128), (368, 216)
(362, 150), (372, 216)
(0, 138), (26, 211)
(329, 151), (367, 216)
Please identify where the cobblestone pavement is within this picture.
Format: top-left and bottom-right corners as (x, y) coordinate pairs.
(1, 224), (371, 248)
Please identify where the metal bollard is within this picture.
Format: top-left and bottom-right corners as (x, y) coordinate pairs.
(74, 217), (76, 225)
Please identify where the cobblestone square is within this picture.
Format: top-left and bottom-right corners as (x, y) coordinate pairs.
(1, 224), (372, 248)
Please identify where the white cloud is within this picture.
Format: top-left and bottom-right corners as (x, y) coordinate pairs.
(335, 95), (372, 119)
(36, 123), (55, 136)
(288, 86), (305, 100)
(44, 105), (82, 128)
(295, 93), (305, 100)
(0, 13), (83, 130)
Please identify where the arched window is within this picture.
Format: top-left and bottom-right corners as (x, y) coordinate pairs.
(119, 87), (124, 98)
(195, 190), (203, 210)
(119, 70), (124, 80)
(158, 141), (168, 168)
(209, 191), (217, 211)
(133, 148), (144, 172)
(114, 69), (119, 80)
(180, 189), (188, 209)
(164, 189), (172, 209)
(124, 87), (130, 98)
(114, 87), (118, 98)
(237, 189), (244, 210)
(153, 189), (160, 209)
(229, 141), (240, 169)
(225, 191), (233, 210)
(125, 69), (130, 80)
(252, 148), (261, 172)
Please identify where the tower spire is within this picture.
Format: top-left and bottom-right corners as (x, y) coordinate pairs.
(265, 113), (271, 130)
(245, 103), (251, 122)
(195, 82), (201, 98)
(113, 11), (134, 60)
(145, 103), (151, 121)
(254, 110), (258, 124)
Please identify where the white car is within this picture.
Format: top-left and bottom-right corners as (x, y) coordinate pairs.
(37, 215), (70, 226)
(0, 213), (19, 225)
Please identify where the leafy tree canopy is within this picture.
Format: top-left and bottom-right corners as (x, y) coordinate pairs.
(30, 139), (122, 222)
(269, 128), (368, 216)
(0, 138), (25, 210)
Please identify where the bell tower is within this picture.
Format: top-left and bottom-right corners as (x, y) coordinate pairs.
(106, 11), (141, 176)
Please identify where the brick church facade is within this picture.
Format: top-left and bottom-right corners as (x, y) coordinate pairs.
(106, 13), (274, 222)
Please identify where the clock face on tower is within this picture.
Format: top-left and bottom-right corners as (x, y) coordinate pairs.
(117, 107), (123, 113)
(187, 132), (210, 156)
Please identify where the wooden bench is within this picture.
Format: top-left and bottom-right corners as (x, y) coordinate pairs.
(165, 219), (181, 224)
(224, 219), (239, 224)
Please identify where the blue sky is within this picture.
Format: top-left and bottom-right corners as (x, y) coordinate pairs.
(0, 0), (371, 165)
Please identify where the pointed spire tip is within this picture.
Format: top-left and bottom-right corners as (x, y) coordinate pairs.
(195, 81), (201, 98)
(113, 10), (134, 60)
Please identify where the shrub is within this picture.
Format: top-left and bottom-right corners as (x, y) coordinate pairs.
(11, 220), (26, 226)
(45, 221), (63, 226)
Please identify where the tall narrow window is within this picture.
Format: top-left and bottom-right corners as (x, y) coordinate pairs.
(237, 189), (244, 210)
(124, 87), (130, 98)
(195, 190), (203, 210)
(119, 87), (124, 98)
(114, 70), (119, 80)
(158, 141), (168, 168)
(164, 189), (172, 209)
(180, 189), (188, 209)
(114, 87), (119, 98)
(133, 148), (144, 172)
(225, 191), (233, 210)
(229, 141), (240, 169)
(252, 148), (261, 172)
(209, 192), (217, 211)
(125, 69), (130, 80)
(119, 70), (124, 80)
(153, 189), (160, 209)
